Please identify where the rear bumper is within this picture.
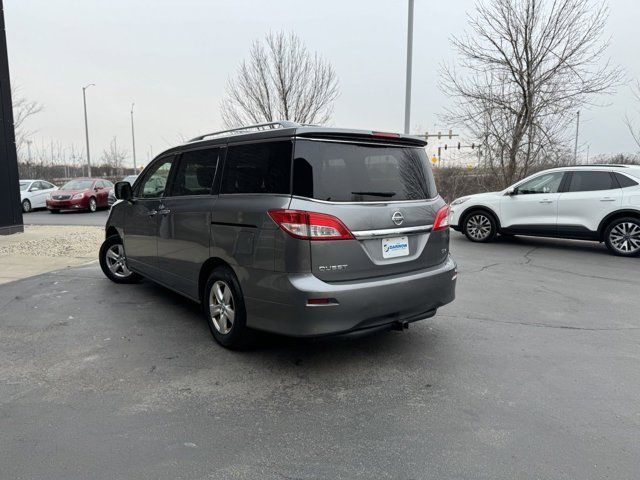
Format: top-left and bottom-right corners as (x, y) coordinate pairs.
(244, 255), (457, 337)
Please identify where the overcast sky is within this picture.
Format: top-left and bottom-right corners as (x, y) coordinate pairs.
(6, 0), (640, 166)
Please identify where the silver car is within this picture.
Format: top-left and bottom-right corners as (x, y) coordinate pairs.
(100, 122), (457, 348)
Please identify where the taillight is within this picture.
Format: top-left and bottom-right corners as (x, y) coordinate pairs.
(433, 205), (450, 231)
(372, 131), (401, 138)
(268, 209), (354, 241)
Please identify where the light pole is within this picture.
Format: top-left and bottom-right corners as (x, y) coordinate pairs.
(573, 110), (580, 163)
(130, 102), (137, 172)
(403, 0), (414, 135)
(82, 83), (95, 177)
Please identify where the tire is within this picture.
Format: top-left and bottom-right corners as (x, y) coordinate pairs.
(99, 235), (142, 283)
(22, 199), (32, 213)
(203, 266), (249, 349)
(463, 210), (497, 243)
(604, 217), (640, 257)
(49, 209), (60, 214)
(88, 197), (97, 213)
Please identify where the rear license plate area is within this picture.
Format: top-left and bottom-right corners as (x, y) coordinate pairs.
(382, 236), (409, 259)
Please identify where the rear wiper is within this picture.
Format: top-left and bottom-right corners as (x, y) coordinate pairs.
(351, 191), (396, 198)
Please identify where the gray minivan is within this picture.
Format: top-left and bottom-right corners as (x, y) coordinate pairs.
(100, 122), (457, 347)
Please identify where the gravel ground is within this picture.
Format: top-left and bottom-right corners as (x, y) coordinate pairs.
(0, 225), (103, 257)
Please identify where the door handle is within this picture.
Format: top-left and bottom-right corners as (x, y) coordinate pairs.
(539, 199), (554, 204)
(600, 197), (616, 202)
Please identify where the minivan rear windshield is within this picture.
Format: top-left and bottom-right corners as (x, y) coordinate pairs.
(292, 139), (437, 202)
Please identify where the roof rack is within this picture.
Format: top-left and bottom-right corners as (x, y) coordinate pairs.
(585, 164), (631, 168)
(188, 121), (301, 142)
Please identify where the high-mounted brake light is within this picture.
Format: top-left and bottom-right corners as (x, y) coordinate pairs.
(372, 131), (401, 138)
(268, 209), (354, 241)
(433, 205), (450, 232)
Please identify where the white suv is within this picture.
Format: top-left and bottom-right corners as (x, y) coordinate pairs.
(449, 165), (640, 257)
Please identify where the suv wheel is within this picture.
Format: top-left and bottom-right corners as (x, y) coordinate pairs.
(203, 267), (249, 348)
(99, 235), (142, 283)
(463, 211), (497, 243)
(604, 217), (640, 257)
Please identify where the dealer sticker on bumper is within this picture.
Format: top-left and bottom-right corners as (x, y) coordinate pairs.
(382, 236), (409, 259)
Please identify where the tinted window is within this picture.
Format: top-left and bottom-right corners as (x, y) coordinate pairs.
(568, 171), (617, 192)
(137, 157), (173, 198)
(171, 148), (219, 196)
(221, 141), (292, 194)
(33, 181), (46, 190)
(516, 172), (564, 195)
(292, 140), (436, 202)
(614, 173), (638, 188)
(41, 181), (55, 189)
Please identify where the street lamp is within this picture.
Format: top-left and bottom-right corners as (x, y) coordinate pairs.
(82, 83), (95, 177)
(404, 0), (414, 135)
(130, 102), (137, 172)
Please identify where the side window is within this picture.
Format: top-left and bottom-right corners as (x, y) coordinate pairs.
(170, 148), (219, 197)
(568, 171), (617, 192)
(103, 180), (114, 188)
(516, 172), (564, 195)
(42, 181), (55, 190)
(137, 157), (174, 198)
(614, 173), (639, 188)
(221, 141), (292, 194)
(33, 181), (45, 190)
(96, 181), (106, 188)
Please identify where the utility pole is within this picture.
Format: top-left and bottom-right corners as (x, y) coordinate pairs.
(403, 0), (414, 134)
(573, 110), (580, 163)
(82, 83), (95, 177)
(130, 102), (137, 172)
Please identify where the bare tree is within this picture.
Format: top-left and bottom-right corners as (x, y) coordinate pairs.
(624, 80), (640, 150)
(221, 31), (339, 127)
(441, 0), (622, 187)
(100, 137), (128, 176)
(12, 85), (43, 155)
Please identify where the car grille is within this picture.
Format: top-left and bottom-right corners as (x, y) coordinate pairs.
(53, 195), (71, 200)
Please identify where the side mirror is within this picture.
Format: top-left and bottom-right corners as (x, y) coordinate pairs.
(114, 181), (133, 201)
(506, 187), (516, 196)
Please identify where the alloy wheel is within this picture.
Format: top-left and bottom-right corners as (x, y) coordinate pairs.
(105, 243), (132, 278)
(22, 200), (31, 213)
(89, 198), (97, 212)
(209, 281), (235, 335)
(466, 214), (492, 241)
(608, 222), (640, 254)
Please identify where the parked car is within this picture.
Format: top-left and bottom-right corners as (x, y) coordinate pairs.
(46, 178), (114, 213)
(108, 175), (139, 206)
(19, 179), (58, 212)
(449, 165), (640, 256)
(100, 121), (457, 348)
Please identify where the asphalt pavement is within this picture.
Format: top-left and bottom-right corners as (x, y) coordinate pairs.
(1, 234), (638, 479)
(22, 208), (110, 226)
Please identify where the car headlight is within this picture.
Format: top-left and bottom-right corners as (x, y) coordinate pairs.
(451, 196), (470, 206)
(72, 193), (85, 199)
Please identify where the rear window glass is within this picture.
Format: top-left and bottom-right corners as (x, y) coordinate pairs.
(221, 141), (292, 194)
(614, 173), (638, 188)
(292, 140), (436, 202)
(568, 171), (617, 192)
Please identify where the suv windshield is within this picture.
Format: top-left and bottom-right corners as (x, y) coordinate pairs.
(292, 140), (436, 202)
(62, 180), (94, 190)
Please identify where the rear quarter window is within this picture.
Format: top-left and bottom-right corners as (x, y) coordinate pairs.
(221, 141), (292, 194)
(614, 173), (639, 188)
(292, 139), (436, 202)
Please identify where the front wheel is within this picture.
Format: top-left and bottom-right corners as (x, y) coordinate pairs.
(22, 199), (32, 213)
(203, 267), (249, 349)
(88, 197), (97, 212)
(99, 235), (141, 283)
(463, 211), (497, 243)
(604, 217), (640, 257)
